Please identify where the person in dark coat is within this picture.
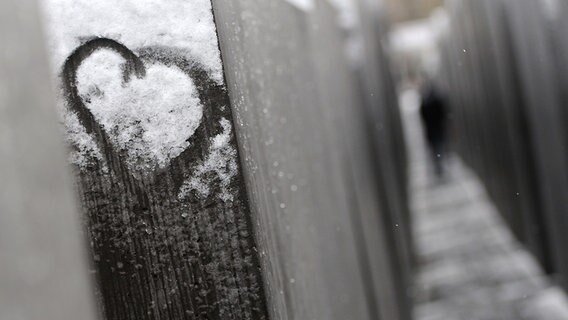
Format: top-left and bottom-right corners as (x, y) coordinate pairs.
(420, 85), (449, 177)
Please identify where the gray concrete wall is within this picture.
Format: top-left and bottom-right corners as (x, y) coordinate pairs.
(213, 1), (411, 319)
(504, 0), (568, 287)
(42, 1), (268, 319)
(441, 0), (568, 287)
(0, 0), (98, 319)
(9, 1), (414, 318)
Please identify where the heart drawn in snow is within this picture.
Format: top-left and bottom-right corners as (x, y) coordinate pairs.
(62, 37), (227, 187)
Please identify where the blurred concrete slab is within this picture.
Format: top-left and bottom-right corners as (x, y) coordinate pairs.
(0, 0), (98, 319)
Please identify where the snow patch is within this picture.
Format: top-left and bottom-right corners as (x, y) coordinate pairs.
(76, 50), (203, 172)
(178, 118), (237, 202)
(41, 0), (225, 171)
(61, 105), (105, 170)
(40, 0), (224, 83)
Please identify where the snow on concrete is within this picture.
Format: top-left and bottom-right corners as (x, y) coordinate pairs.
(178, 118), (237, 202)
(41, 0), (223, 83)
(76, 50), (203, 171)
(62, 105), (105, 170)
(40, 0), (233, 179)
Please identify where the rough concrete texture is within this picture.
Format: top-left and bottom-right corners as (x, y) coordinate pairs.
(213, 1), (410, 319)
(42, 1), (268, 318)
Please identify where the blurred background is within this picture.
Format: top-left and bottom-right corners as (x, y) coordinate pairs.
(3, 0), (568, 319)
(389, 0), (568, 319)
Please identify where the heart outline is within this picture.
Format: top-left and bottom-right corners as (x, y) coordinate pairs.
(62, 37), (229, 199)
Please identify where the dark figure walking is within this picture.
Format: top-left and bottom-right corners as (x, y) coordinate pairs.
(420, 85), (449, 177)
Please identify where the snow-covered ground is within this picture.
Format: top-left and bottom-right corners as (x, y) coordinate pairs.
(401, 89), (568, 320)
